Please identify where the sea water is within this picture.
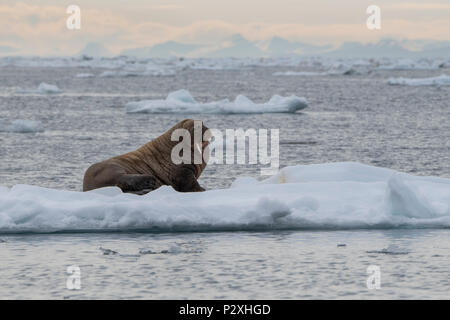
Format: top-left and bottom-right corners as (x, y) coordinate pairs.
(0, 57), (449, 299)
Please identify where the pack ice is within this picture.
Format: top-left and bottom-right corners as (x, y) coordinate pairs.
(0, 120), (44, 133)
(388, 74), (450, 86)
(125, 89), (308, 114)
(0, 162), (449, 233)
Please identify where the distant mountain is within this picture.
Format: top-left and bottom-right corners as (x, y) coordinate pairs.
(267, 37), (332, 56)
(207, 34), (265, 58)
(325, 39), (414, 58)
(121, 41), (201, 58)
(0, 45), (17, 55)
(418, 43), (450, 58)
(78, 42), (112, 57)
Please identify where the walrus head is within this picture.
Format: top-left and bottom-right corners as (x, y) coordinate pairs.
(169, 119), (210, 178)
(138, 119), (210, 180)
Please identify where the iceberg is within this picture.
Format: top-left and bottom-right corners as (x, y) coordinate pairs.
(378, 58), (441, 70)
(125, 89), (308, 114)
(0, 120), (44, 133)
(387, 74), (450, 86)
(0, 162), (449, 233)
(16, 82), (62, 94)
(75, 73), (95, 78)
(273, 71), (322, 76)
(99, 70), (141, 78)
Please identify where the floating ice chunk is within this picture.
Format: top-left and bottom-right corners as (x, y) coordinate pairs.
(378, 59), (440, 70)
(86, 186), (123, 197)
(387, 74), (450, 86)
(273, 71), (322, 76)
(0, 162), (449, 233)
(75, 73), (95, 78)
(273, 67), (366, 77)
(387, 174), (435, 219)
(125, 90), (308, 114)
(166, 89), (196, 104)
(0, 120), (44, 133)
(16, 82), (62, 94)
(99, 70), (141, 77)
(326, 65), (359, 76)
(367, 244), (409, 255)
(230, 177), (259, 188)
(97, 64), (177, 78)
(99, 247), (118, 255)
(139, 249), (155, 255)
(37, 83), (61, 93)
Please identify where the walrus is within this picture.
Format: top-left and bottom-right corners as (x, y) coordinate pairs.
(83, 119), (209, 195)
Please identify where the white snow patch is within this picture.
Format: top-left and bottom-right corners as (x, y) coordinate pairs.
(16, 82), (62, 94)
(0, 120), (44, 133)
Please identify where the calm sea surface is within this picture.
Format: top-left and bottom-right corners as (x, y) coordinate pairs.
(0, 62), (449, 299)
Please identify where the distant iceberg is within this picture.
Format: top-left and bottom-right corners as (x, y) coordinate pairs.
(99, 70), (141, 78)
(0, 162), (449, 233)
(1, 56), (448, 73)
(273, 68), (362, 76)
(125, 89), (308, 114)
(273, 71), (322, 76)
(387, 74), (450, 86)
(16, 82), (62, 94)
(378, 58), (441, 70)
(75, 73), (95, 78)
(0, 120), (44, 133)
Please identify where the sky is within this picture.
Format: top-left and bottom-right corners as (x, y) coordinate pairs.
(0, 0), (450, 55)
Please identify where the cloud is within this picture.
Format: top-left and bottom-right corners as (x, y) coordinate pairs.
(1, 2), (450, 56)
(151, 4), (184, 10)
(386, 2), (450, 10)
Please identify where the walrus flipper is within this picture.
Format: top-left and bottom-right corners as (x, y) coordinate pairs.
(172, 167), (205, 192)
(116, 174), (161, 195)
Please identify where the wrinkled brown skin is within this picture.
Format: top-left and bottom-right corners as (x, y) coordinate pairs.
(83, 119), (209, 195)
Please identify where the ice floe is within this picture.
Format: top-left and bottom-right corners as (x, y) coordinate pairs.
(99, 70), (141, 78)
(16, 82), (62, 94)
(0, 120), (44, 133)
(125, 89), (308, 114)
(377, 58), (442, 70)
(2, 56), (448, 78)
(387, 74), (450, 86)
(273, 71), (323, 76)
(0, 162), (449, 233)
(75, 73), (95, 78)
